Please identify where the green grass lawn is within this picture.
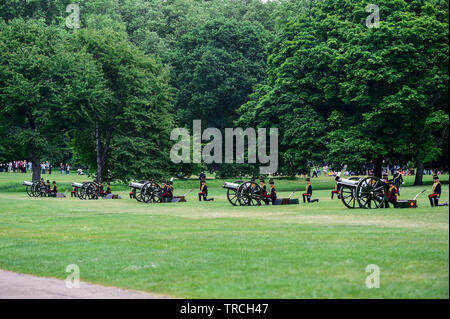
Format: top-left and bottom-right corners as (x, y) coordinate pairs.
(0, 172), (448, 298)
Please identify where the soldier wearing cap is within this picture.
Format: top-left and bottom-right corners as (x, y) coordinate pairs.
(393, 169), (404, 195)
(386, 180), (398, 208)
(331, 174), (342, 200)
(303, 177), (319, 203)
(428, 175), (447, 207)
(269, 179), (277, 204)
(198, 179), (214, 201)
(259, 178), (270, 205)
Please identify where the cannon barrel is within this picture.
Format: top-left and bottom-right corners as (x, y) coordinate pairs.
(23, 181), (34, 186)
(222, 182), (240, 190)
(71, 182), (84, 188)
(336, 177), (360, 188)
(129, 182), (145, 189)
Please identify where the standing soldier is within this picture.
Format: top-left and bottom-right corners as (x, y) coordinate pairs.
(51, 181), (58, 197)
(106, 182), (112, 195)
(199, 171), (206, 188)
(393, 169), (404, 195)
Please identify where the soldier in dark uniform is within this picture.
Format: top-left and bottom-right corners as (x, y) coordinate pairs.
(167, 181), (174, 201)
(199, 171), (206, 188)
(386, 180), (398, 208)
(393, 169), (404, 195)
(106, 182), (112, 195)
(46, 180), (51, 197)
(303, 178), (319, 203)
(160, 179), (168, 202)
(129, 187), (136, 199)
(51, 181), (58, 197)
(198, 179), (214, 201)
(269, 179), (277, 204)
(98, 182), (105, 197)
(428, 175), (448, 207)
(259, 178), (270, 205)
(71, 186), (78, 198)
(331, 175), (342, 200)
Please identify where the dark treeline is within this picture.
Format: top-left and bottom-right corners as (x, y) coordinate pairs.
(0, 0), (448, 185)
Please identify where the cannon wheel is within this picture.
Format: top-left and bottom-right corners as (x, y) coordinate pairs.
(226, 180), (243, 206)
(78, 182), (90, 200)
(26, 184), (34, 197)
(31, 182), (41, 197)
(356, 176), (387, 209)
(237, 181), (261, 206)
(87, 183), (99, 200)
(340, 185), (357, 208)
(143, 182), (161, 203)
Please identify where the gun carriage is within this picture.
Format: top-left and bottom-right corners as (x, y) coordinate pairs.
(72, 182), (100, 200)
(222, 180), (266, 206)
(23, 181), (43, 197)
(336, 176), (387, 209)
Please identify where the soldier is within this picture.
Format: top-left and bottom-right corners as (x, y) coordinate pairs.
(382, 173), (390, 208)
(269, 179), (277, 204)
(51, 181), (58, 197)
(167, 181), (174, 201)
(106, 182), (112, 195)
(393, 169), (404, 195)
(259, 178), (270, 205)
(46, 180), (51, 196)
(198, 179), (214, 201)
(199, 171), (206, 188)
(428, 175), (448, 207)
(129, 187), (136, 199)
(386, 180), (398, 208)
(98, 182), (105, 197)
(71, 186), (78, 198)
(331, 175), (342, 200)
(160, 179), (167, 202)
(303, 178), (319, 203)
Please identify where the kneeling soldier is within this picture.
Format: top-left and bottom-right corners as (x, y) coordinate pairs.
(331, 176), (342, 200)
(386, 180), (398, 208)
(429, 175), (448, 207)
(259, 178), (270, 205)
(71, 186), (78, 198)
(198, 179), (214, 201)
(303, 178), (319, 203)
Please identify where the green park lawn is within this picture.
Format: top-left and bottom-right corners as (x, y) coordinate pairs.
(0, 172), (448, 298)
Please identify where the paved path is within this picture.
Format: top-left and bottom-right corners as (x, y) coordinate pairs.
(0, 269), (171, 299)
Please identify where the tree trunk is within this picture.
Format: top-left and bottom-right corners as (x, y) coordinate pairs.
(414, 162), (424, 185)
(31, 155), (40, 181)
(95, 122), (112, 183)
(373, 157), (383, 178)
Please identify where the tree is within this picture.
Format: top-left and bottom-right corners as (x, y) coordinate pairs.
(237, 0), (449, 178)
(71, 25), (174, 182)
(0, 18), (107, 181)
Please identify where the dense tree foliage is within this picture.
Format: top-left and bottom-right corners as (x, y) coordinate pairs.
(0, 0), (448, 182)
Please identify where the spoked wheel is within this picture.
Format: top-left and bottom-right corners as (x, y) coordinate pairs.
(356, 176), (387, 209)
(237, 182), (261, 206)
(227, 180), (243, 206)
(79, 182), (89, 200)
(340, 185), (357, 208)
(142, 183), (160, 203)
(31, 182), (41, 197)
(87, 183), (98, 200)
(26, 185), (33, 197)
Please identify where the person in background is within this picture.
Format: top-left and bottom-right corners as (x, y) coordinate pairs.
(303, 178), (319, 203)
(60, 163), (64, 175)
(48, 162), (52, 175)
(66, 163), (70, 175)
